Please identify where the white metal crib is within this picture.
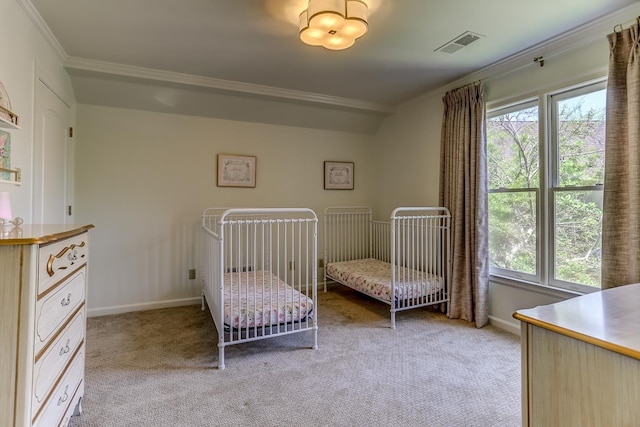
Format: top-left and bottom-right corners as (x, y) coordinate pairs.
(202, 208), (318, 369)
(324, 206), (451, 328)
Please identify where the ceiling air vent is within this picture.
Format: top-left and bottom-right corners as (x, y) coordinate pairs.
(435, 31), (484, 54)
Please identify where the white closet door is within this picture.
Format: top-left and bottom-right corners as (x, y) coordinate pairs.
(33, 80), (72, 224)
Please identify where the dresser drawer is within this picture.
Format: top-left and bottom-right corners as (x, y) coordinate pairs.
(59, 388), (83, 427)
(35, 267), (86, 355)
(32, 349), (84, 427)
(38, 232), (89, 296)
(32, 307), (85, 416)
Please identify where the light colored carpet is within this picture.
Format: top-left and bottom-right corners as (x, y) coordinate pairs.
(68, 283), (521, 427)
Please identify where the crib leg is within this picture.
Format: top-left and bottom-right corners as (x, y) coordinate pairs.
(312, 326), (318, 350)
(218, 343), (225, 370)
(390, 310), (396, 329)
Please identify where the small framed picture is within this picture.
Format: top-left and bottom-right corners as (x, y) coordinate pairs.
(324, 161), (354, 190)
(217, 154), (256, 188)
(0, 130), (11, 180)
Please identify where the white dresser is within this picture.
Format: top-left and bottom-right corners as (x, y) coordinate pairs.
(0, 225), (93, 427)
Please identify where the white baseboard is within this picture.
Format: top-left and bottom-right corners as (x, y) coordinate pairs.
(87, 297), (202, 317)
(488, 315), (521, 336)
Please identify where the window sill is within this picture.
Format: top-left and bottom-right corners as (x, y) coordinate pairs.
(489, 274), (585, 299)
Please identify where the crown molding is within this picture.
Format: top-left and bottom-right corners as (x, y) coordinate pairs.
(17, 0), (67, 60)
(400, 2), (640, 109)
(64, 56), (396, 115)
(18, 0), (394, 115)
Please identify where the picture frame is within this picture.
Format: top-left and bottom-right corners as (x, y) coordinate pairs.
(217, 154), (256, 188)
(324, 161), (354, 190)
(0, 130), (10, 181)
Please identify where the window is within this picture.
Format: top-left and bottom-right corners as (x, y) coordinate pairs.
(487, 101), (539, 281)
(487, 81), (606, 293)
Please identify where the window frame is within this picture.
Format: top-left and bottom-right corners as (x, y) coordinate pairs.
(547, 80), (606, 293)
(487, 79), (606, 294)
(487, 98), (542, 284)
(488, 187), (540, 282)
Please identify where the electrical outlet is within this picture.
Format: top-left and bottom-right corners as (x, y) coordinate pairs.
(318, 258), (324, 268)
(188, 269), (196, 280)
(289, 261), (295, 270)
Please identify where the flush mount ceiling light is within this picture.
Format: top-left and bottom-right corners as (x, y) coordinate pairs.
(299, 0), (368, 51)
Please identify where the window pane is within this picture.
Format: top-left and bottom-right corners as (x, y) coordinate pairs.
(557, 89), (606, 187)
(487, 105), (539, 189)
(554, 190), (602, 288)
(489, 191), (537, 275)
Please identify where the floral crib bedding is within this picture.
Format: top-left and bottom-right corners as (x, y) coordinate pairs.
(223, 270), (314, 329)
(326, 258), (444, 304)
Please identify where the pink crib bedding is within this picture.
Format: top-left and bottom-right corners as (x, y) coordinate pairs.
(326, 258), (444, 303)
(223, 270), (313, 329)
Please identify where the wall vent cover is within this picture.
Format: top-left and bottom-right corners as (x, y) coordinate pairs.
(435, 31), (484, 54)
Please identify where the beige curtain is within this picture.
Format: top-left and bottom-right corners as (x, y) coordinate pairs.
(439, 82), (488, 327)
(602, 21), (640, 289)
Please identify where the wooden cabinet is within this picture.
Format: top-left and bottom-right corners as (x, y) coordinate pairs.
(0, 225), (93, 427)
(514, 284), (640, 426)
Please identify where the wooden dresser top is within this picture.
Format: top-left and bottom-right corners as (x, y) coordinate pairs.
(514, 283), (640, 360)
(0, 224), (94, 246)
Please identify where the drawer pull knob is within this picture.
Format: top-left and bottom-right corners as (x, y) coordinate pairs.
(59, 339), (71, 356)
(47, 241), (86, 277)
(57, 385), (69, 406)
(61, 293), (72, 306)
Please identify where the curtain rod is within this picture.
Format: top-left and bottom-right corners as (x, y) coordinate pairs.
(452, 80), (482, 91)
(444, 80), (483, 97)
(614, 16), (640, 33)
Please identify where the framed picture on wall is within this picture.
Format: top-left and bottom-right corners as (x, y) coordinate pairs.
(0, 130), (11, 181)
(217, 154), (257, 188)
(324, 161), (354, 190)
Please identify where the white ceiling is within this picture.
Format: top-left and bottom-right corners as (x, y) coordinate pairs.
(26, 0), (639, 132)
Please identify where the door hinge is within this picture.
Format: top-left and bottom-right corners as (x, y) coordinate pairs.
(68, 205), (72, 216)
(69, 127), (73, 137)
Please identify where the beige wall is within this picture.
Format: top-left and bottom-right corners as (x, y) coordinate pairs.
(0, 0), (74, 222)
(74, 105), (375, 314)
(75, 2), (640, 320)
(481, 30), (614, 333)
(6, 0), (640, 326)
(482, 20), (621, 333)
(371, 4), (640, 333)
(370, 96), (443, 220)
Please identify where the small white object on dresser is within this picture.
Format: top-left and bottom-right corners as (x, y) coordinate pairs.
(0, 224), (93, 427)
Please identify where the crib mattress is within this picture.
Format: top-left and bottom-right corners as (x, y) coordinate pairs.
(223, 270), (313, 329)
(326, 258), (443, 303)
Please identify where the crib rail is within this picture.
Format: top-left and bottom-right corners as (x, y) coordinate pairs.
(324, 206), (451, 327)
(391, 207), (451, 313)
(323, 206), (372, 263)
(202, 208), (318, 369)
